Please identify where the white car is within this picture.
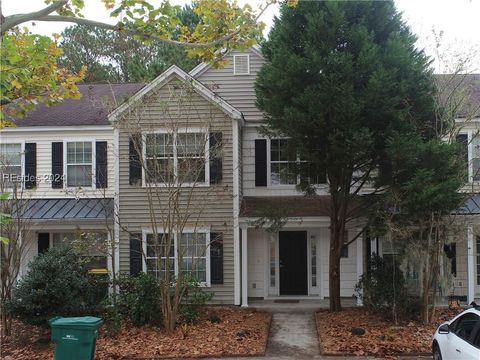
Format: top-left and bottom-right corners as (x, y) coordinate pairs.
(432, 307), (480, 359)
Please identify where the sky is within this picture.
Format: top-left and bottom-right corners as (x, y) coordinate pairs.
(3, 0), (480, 73)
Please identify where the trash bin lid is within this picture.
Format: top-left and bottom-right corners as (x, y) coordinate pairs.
(49, 316), (103, 328)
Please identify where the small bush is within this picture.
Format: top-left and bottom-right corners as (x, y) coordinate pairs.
(102, 304), (123, 337)
(355, 255), (418, 321)
(9, 245), (94, 326)
(116, 273), (162, 326)
(179, 274), (214, 324)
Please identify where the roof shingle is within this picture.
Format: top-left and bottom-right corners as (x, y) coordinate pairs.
(14, 83), (145, 127)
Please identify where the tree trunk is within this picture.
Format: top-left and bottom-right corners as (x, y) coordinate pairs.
(329, 221), (342, 312)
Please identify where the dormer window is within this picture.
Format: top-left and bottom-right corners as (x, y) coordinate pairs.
(233, 54), (250, 75)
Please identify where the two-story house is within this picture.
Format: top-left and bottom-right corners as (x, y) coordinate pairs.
(1, 83), (143, 276)
(3, 47), (480, 305)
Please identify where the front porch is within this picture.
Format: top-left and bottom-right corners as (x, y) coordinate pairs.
(237, 218), (365, 307)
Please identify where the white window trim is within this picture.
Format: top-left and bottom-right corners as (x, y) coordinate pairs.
(266, 138), (328, 189)
(141, 128), (210, 188)
(0, 141), (25, 191)
(141, 228), (211, 287)
(233, 54), (250, 75)
(63, 138), (96, 190)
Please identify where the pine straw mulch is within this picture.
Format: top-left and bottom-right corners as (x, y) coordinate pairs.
(1, 307), (272, 360)
(316, 306), (464, 359)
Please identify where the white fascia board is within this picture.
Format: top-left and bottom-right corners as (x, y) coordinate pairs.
(108, 65), (242, 123)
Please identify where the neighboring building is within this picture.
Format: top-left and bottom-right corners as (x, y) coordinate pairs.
(2, 48), (480, 305)
(0, 83), (143, 276)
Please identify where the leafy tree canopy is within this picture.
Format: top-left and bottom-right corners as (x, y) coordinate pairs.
(0, 0), (274, 121)
(58, 23), (200, 83)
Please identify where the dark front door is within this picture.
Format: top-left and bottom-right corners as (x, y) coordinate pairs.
(279, 231), (308, 295)
(38, 233), (50, 254)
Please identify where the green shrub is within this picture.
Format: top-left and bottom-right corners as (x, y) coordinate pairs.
(179, 274), (214, 324)
(355, 255), (418, 321)
(102, 303), (123, 337)
(9, 245), (94, 326)
(116, 273), (162, 326)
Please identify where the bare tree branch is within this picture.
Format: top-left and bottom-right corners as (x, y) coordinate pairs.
(0, 0), (67, 36)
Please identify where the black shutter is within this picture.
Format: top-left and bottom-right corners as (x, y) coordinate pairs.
(37, 233), (50, 254)
(24, 143), (37, 189)
(129, 134), (142, 186)
(209, 132), (223, 184)
(130, 233), (143, 276)
(51, 142), (63, 188)
(254, 139), (267, 186)
(210, 232), (224, 284)
(457, 134), (469, 180)
(95, 141), (108, 188)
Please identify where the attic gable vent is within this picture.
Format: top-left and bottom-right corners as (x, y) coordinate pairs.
(233, 54), (250, 75)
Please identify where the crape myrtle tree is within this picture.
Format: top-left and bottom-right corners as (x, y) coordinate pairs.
(115, 79), (228, 333)
(0, 157), (35, 335)
(255, 1), (437, 311)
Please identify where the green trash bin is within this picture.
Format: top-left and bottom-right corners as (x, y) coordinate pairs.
(49, 316), (103, 360)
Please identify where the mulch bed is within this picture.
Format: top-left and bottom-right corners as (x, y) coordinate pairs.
(316, 307), (463, 359)
(1, 307), (272, 359)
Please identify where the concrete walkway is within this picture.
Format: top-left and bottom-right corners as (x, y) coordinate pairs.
(209, 300), (431, 360)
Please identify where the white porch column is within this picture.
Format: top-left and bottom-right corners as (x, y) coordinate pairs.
(467, 225), (475, 304)
(234, 225), (241, 305)
(356, 229), (364, 306)
(241, 226), (248, 307)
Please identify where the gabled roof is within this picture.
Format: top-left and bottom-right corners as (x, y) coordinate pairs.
(12, 83), (145, 127)
(189, 44), (264, 78)
(108, 65), (243, 122)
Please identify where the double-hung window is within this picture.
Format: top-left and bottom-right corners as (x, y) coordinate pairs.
(0, 143), (23, 188)
(270, 138), (325, 185)
(66, 141), (93, 187)
(270, 139), (297, 185)
(144, 131), (207, 185)
(144, 231), (209, 285)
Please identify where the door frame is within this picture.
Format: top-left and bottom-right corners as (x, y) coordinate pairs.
(264, 229), (322, 298)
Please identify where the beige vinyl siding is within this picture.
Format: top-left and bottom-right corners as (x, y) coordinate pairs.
(117, 77), (236, 303)
(193, 48), (265, 124)
(319, 227), (359, 297)
(0, 128), (115, 198)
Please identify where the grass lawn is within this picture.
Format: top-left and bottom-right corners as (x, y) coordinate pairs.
(1, 307), (271, 359)
(316, 307), (463, 359)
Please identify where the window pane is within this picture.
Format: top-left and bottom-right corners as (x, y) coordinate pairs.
(472, 136), (480, 181)
(178, 158), (205, 183)
(178, 133), (203, 156)
(67, 165), (92, 186)
(0, 143), (22, 165)
(146, 158), (173, 183)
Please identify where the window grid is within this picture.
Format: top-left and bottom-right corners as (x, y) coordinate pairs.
(146, 233), (175, 280)
(144, 231), (209, 284)
(270, 238), (276, 287)
(144, 132), (207, 185)
(66, 141), (93, 187)
(0, 143), (22, 187)
(311, 240), (317, 287)
(180, 233), (207, 282)
(270, 139), (297, 185)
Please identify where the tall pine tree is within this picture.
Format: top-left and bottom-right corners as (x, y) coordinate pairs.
(255, 1), (436, 311)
